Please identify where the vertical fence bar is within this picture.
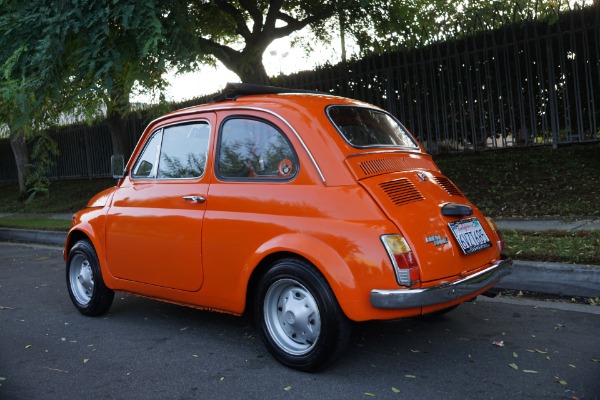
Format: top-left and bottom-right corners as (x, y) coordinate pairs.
(569, 7), (584, 141)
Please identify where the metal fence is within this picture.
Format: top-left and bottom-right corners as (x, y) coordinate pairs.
(0, 2), (598, 182)
(277, 2), (599, 152)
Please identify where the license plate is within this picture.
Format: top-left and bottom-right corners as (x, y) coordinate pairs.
(448, 218), (492, 255)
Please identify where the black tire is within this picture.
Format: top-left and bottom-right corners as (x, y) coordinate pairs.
(253, 258), (351, 372)
(66, 240), (114, 316)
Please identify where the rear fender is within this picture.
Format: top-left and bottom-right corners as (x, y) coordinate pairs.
(243, 233), (358, 313)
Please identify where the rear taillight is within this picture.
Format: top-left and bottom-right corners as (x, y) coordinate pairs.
(485, 217), (506, 252)
(381, 234), (420, 287)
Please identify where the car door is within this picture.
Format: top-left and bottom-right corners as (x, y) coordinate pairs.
(105, 115), (214, 292)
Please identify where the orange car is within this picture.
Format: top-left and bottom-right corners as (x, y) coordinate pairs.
(65, 83), (511, 371)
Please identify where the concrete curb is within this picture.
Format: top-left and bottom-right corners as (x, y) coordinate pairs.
(496, 260), (600, 298)
(496, 218), (600, 231)
(0, 228), (67, 247)
(0, 227), (598, 298)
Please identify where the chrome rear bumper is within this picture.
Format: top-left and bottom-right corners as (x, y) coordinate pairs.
(370, 257), (512, 309)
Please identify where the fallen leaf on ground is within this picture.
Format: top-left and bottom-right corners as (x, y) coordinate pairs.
(83, 359), (89, 364)
(492, 340), (505, 347)
(522, 370), (538, 374)
(404, 375), (416, 379)
(513, 352), (518, 358)
(391, 387), (400, 393)
(508, 363), (519, 370)
(363, 393), (375, 397)
(283, 386), (292, 391)
(25, 345), (32, 349)
(0, 377), (6, 381)
(554, 376), (568, 385)
(0, 306), (13, 310)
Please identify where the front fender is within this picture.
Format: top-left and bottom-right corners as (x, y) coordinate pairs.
(64, 208), (109, 281)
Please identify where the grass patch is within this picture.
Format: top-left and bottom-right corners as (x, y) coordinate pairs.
(504, 230), (600, 265)
(434, 143), (600, 218)
(0, 178), (115, 214)
(0, 217), (71, 231)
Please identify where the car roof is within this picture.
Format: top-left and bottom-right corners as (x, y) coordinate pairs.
(213, 82), (332, 101)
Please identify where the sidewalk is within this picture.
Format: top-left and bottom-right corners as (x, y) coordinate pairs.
(0, 216), (599, 298)
(495, 217), (600, 232)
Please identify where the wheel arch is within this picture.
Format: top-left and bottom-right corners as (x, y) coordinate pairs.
(65, 229), (92, 254)
(242, 233), (360, 320)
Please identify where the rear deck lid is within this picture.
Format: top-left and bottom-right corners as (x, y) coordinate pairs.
(347, 153), (501, 283)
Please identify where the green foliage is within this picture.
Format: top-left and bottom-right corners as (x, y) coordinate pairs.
(0, 0), (205, 130)
(25, 132), (59, 203)
(333, 0), (572, 56)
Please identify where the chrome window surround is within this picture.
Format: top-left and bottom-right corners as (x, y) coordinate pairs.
(144, 106), (326, 184)
(325, 105), (420, 150)
(130, 120), (211, 181)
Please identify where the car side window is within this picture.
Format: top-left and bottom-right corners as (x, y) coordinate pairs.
(132, 131), (162, 179)
(217, 118), (298, 180)
(132, 122), (210, 180)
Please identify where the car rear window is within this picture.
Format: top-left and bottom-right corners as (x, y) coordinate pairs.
(327, 106), (418, 149)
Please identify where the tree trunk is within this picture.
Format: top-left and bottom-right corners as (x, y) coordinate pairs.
(106, 109), (131, 157)
(216, 46), (271, 85)
(236, 57), (271, 85)
(9, 130), (31, 201)
(106, 89), (132, 157)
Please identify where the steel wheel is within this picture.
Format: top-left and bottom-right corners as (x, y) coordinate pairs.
(66, 240), (114, 317)
(68, 253), (95, 306)
(263, 279), (321, 355)
(254, 258), (351, 371)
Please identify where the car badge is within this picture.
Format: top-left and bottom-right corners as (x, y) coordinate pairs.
(425, 234), (449, 247)
(417, 172), (427, 181)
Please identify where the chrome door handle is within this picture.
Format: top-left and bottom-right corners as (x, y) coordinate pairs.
(182, 195), (206, 204)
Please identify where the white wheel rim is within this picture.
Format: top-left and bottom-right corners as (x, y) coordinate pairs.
(69, 253), (94, 305)
(263, 279), (321, 355)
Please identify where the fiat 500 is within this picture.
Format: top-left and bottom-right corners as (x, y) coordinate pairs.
(65, 83), (511, 371)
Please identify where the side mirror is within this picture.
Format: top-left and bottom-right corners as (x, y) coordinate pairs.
(111, 155), (126, 179)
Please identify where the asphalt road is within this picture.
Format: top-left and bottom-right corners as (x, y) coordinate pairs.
(1, 242), (599, 400)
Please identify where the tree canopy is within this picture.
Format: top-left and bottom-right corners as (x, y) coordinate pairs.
(0, 0), (578, 200)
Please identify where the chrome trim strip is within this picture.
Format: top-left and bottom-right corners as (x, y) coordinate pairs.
(370, 257), (512, 309)
(345, 149), (425, 158)
(147, 105), (326, 184)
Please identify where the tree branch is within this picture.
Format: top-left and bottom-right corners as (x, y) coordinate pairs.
(214, 0), (252, 40)
(196, 37), (240, 71)
(238, 0), (264, 33)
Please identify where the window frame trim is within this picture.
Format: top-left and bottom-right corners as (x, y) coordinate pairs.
(215, 115), (300, 183)
(325, 104), (420, 150)
(130, 120), (212, 182)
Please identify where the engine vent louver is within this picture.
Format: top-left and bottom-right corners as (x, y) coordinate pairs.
(433, 176), (463, 196)
(379, 179), (425, 206)
(359, 157), (432, 176)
